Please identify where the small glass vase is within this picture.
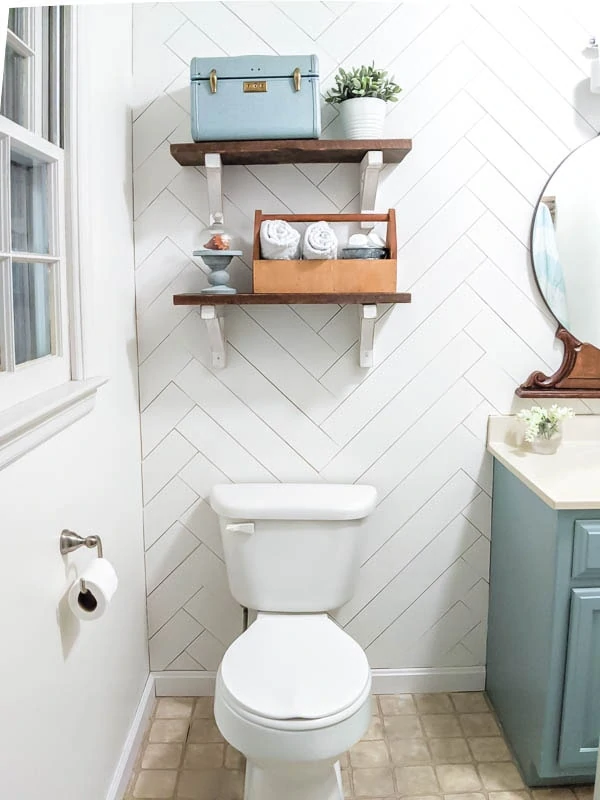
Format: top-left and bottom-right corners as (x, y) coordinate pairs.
(529, 431), (562, 455)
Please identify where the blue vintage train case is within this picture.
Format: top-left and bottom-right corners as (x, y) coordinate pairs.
(190, 55), (320, 141)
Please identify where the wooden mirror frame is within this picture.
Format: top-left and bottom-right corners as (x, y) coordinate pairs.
(517, 327), (600, 397)
(517, 140), (600, 398)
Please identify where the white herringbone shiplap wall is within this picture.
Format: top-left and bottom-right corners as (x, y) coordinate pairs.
(132, 2), (600, 674)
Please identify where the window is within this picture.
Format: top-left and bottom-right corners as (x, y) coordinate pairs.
(0, 7), (104, 468)
(0, 7), (70, 413)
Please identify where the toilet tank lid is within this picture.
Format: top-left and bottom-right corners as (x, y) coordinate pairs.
(210, 483), (377, 520)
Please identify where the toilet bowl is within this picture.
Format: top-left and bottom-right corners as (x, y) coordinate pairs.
(209, 483), (377, 800)
(215, 613), (372, 800)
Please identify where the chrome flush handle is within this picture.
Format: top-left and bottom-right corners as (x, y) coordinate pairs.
(225, 523), (255, 535)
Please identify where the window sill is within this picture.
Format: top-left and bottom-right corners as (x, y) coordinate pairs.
(0, 377), (108, 471)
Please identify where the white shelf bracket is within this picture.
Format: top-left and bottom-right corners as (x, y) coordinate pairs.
(360, 150), (384, 229)
(205, 152), (223, 226)
(200, 305), (226, 368)
(359, 304), (378, 368)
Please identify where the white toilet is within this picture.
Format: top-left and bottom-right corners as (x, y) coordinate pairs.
(209, 483), (377, 800)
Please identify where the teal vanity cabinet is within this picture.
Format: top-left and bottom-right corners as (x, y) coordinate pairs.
(487, 460), (600, 786)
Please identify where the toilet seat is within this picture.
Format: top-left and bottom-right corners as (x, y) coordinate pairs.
(218, 613), (371, 731)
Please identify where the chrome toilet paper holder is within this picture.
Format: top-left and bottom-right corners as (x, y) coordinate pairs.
(60, 530), (104, 594)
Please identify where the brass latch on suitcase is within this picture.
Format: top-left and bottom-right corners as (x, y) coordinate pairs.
(209, 69), (217, 93)
(243, 80), (267, 92)
(293, 67), (301, 91)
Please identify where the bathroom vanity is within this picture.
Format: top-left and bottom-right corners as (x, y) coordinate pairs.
(486, 417), (600, 786)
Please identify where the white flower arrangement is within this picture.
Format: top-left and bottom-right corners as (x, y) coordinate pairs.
(517, 404), (574, 443)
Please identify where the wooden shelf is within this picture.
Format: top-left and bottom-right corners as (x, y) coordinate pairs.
(173, 292), (411, 306)
(170, 138), (412, 167)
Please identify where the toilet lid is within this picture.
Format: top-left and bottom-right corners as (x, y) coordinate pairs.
(220, 614), (370, 721)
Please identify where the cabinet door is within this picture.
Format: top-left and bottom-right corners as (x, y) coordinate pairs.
(559, 588), (600, 769)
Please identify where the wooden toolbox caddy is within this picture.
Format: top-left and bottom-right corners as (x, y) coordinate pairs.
(252, 209), (397, 294)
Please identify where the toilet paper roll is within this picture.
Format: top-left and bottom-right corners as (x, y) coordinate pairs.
(68, 558), (118, 621)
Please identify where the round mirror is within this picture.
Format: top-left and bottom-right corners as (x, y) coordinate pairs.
(531, 135), (600, 348)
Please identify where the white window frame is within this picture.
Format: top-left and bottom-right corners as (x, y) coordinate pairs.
(0, 7), (105, 470)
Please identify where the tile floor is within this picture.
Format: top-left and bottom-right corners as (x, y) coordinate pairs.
(124, 693), (595, 800)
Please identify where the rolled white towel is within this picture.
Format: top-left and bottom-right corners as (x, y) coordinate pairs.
(303, 221), (338, 260)
(260, 219), (301, 260)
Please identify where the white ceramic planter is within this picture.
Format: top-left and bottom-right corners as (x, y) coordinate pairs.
(338, 97), (386, 139)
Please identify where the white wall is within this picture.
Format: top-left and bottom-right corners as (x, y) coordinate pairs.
(131, 2), (600, 678)
(0, 6), (148, 800)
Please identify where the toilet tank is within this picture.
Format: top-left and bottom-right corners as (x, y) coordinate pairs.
(210, 484), (377, 612)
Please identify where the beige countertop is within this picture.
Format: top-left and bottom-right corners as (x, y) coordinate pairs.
(487, 416), (600, 510)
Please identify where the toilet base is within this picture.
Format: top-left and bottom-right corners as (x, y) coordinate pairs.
(244, 759), (343, 800)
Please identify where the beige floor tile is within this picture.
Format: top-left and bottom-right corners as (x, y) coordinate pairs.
(429, 738), (472, 764)
(478, 763), (525, 791)
(444, 793), (487, 800)
(353, 767), (395, 797)
(341, 768), (353, 797)
(133, 770), (178, 798)
(422, 715), (463, 738)
(351, 740), (390, 768)
(183, 743), (225, 769)
(142, 744), (183, 770)
(436, 764), (482, 793)
(155, 698), (194, 719)
(416, 694), (454, 714)
(573, 788), (594, 800)
(395, 765), (440, 795)
(468, 737), (511, 762)
(220, 769), (244, 800)
(389, 738), (431, 765)
(187, 719), (224, 743)
(450, 694), (490, 713)
(339, 751), (350, 769)
(379, 694), (416, 716)
(459, 714), (501, 738)
(363, 715), (385, 740)
(149, 719), (190, 744)
(488, 792), (532, 800)
(176, 770), (222, 799)
(192, 698), (214, 718)
(383, 714), (422, 739)
(224, 745), (245, 770)
(405, 796), (443, 800)
(531, 791), (577, 800)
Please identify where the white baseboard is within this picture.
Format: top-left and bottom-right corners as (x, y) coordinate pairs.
(106, 674), (156, 800)
(371, 667), (486, 693)
(152, 667), (485, 697)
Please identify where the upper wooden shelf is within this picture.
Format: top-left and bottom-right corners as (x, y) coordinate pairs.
(170, 139), (412, 167)
(173, 292), (411, 306)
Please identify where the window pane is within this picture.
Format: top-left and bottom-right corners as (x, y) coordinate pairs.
(1, 46), (27, 127)
(8, 9), (27, 41)
(12, 261), (53, 365)
(10, 150), (50, 254)
(42, 6), (65, 146)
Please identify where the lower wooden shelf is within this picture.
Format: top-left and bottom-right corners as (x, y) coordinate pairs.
(172, 291), (412, 369)
(173, 292), (411, 305)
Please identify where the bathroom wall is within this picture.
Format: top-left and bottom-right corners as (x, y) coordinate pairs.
(132, 2), (600, 679)
(0, 6), (148, 799)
